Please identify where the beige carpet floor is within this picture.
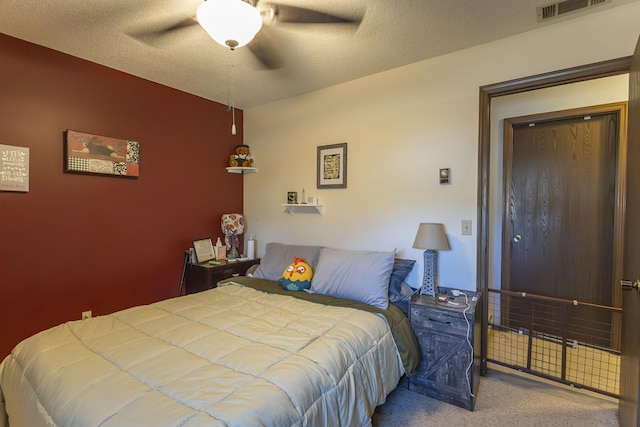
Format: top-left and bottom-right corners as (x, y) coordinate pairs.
(373, 364), (619, 426)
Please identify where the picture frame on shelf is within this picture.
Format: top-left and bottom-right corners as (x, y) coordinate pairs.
(192, 238), (215, 263)
(287, 191), (298, 204)
(317, 142), (347, 189)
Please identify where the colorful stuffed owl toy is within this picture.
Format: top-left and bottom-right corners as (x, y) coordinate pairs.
(278, 256), (313, 291)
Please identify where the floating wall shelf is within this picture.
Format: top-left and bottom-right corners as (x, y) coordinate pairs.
(226, 167), (258, 174)
(281, 204), (324, 216)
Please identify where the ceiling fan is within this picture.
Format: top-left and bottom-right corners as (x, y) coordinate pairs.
(132, 0), (362, 70)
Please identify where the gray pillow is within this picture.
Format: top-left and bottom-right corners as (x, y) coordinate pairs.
(389, 259), (416, 303)
(310, 247), (396, 309)
(252, 243), (322, 281)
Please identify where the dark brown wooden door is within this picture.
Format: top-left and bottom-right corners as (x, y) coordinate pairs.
(619, 35), (640, 427)
(503, 112), (619, 304)
(502, 104), (627, 347)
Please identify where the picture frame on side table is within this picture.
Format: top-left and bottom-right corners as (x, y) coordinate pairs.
(192, 238), (215, 263)
(317, 143), (347, 189)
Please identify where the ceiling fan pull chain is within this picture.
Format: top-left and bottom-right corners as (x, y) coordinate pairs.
(231, 109), (237, 135)
(230, 51), (237, 135)
(226, 63), (231, 112)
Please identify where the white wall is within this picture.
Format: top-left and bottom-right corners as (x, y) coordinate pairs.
(243, 2), (640, 292)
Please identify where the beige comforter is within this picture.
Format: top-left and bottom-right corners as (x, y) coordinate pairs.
(0, 282), (405, 426)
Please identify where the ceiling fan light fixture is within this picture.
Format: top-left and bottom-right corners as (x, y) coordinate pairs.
(197, 0), (262, 49)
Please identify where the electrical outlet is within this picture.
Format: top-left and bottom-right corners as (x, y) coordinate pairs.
(82, 310), (92, 320)
(462, 220), (472, 235)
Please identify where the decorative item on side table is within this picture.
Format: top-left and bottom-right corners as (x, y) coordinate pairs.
(221, 213), (244, 259)
(412, 223), (450, 296)
(215, 237), (226, 260)
(192, 238), (216, 263)
(246, 234), (256, 260)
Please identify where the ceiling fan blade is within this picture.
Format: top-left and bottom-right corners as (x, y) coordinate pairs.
(261, 3), (360, 24)
(247, 30), (283, 70)
(128, 16), (200, 46)
(158, 16), (199, 33)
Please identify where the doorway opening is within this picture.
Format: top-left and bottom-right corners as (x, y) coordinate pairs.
(488, 102), (628, 398)
(477, 57), (632, 395)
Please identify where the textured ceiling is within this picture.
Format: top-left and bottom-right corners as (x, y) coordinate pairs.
(1, 0), (638, 109)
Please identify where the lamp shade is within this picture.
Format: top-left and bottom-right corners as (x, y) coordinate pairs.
(412, 223), (450, 251)
(221, 213), (245, 236)
(197, 0), (262, 49)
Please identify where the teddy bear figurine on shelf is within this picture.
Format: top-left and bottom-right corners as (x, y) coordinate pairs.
(229, 144), (253, 168)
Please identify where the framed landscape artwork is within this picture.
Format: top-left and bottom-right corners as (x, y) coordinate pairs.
(317, 143), (347, 189)
(64, 130), (140, 177)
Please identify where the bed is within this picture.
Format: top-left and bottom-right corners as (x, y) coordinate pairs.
(0, 244), (420, 427)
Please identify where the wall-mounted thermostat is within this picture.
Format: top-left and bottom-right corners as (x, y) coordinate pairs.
(439, 168), (450, 184)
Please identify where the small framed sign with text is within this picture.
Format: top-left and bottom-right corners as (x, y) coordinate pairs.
(0, 144), (29, 192)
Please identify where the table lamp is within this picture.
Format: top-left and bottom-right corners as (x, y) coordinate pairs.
(412, 223), (450, 296)
(221, 213), (244, 259)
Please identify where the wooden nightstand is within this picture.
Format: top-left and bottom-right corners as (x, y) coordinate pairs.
(185, 258), (260, 294)
(408, 288), (481, 410)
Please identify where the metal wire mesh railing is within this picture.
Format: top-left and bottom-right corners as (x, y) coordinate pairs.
(486, 288), (621, 398)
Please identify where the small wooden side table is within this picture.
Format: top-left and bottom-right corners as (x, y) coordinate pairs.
(408, 288), (481, 410)
(184, 258), (260, 295)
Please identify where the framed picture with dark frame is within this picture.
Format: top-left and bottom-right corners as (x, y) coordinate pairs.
(287, 191), (298, 204)
(64, 129), (140, 177)
(192, 238), (216, 263)
(317, 142), (347, 189)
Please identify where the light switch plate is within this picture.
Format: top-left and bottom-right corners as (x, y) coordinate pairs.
(462, 220), (472, 235)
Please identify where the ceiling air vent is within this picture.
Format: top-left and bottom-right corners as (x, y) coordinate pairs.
(536, 0), (611, 22)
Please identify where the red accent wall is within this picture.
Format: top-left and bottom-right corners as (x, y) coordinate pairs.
(0, 34), (245, 358)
